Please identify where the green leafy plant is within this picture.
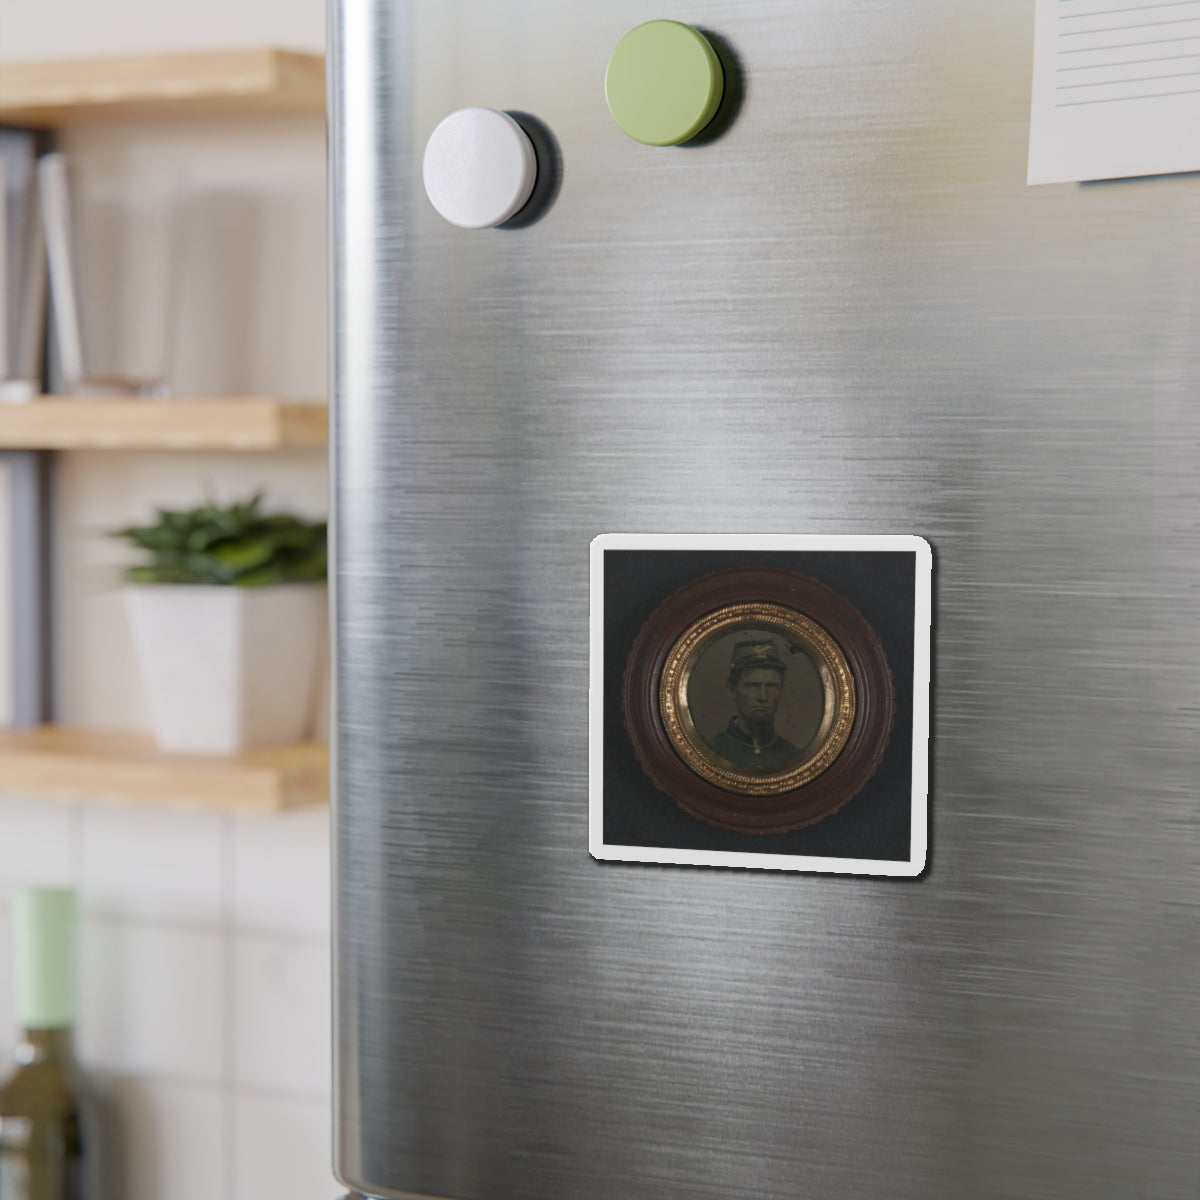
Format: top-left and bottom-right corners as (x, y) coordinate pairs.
(112, 494), (327, 587)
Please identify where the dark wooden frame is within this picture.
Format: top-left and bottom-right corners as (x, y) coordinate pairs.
(622, 566), (895, 834)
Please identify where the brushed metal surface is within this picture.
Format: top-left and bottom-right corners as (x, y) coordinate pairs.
(330, 1), (1200, 1197)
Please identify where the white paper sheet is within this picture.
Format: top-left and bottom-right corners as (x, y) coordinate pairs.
(1028, 0), (1200, 184)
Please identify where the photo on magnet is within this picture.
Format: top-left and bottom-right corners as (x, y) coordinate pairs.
(589, 534), (932, 876)
(687, 628), (826, 774)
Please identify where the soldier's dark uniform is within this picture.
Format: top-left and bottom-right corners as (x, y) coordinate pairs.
(706, 720), (801, 770)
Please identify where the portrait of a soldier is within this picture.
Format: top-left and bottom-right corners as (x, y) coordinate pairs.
(704, 639), (803, 770)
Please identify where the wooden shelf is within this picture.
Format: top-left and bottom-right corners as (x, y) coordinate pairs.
(0, 48), (325, 127)
(0, 726), (327, 813)
(0, 397), (327, 450)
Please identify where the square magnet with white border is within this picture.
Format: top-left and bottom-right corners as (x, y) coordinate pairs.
(589, 534), (931, 877)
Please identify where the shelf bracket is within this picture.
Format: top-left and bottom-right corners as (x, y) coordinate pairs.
(2, 448), (53, 727)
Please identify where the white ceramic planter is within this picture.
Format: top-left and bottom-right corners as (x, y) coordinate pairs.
(123, 583), (326, 755)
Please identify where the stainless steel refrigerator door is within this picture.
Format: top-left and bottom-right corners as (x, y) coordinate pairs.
(330, 2), (1200, 1197)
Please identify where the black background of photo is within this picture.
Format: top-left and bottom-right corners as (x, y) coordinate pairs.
(602, 549), (918, 864)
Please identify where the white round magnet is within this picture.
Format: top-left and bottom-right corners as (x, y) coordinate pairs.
(422, 107), (538, 229)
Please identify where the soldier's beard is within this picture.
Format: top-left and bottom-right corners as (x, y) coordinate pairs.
(744, 711), (775, 742)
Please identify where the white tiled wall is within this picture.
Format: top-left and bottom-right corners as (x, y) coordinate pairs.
(0, 799), (338, 1200)
(108, 1078), (227, 1200)
(1, 0), (323, 60)
(80, 806), (225, 924)
(233, 1093), (338, 1200)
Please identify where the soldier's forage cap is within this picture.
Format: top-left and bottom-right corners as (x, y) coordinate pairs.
(730, 639), (787, 675)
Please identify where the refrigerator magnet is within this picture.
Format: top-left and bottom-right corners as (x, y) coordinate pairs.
(589, 534), (932, 877)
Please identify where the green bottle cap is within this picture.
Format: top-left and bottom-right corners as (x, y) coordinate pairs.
(12, 887), (78, 1029)
(605, 20), (724, 146)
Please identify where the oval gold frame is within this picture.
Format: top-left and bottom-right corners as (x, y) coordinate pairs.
(658, 602), (856, 796)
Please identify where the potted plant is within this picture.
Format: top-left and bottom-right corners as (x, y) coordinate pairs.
(112, 494), (327, 755)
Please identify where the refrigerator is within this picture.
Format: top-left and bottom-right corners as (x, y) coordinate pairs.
(328, 2), (1200, 1198)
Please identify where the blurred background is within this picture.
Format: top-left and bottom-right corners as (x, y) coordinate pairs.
(0, 0), (335, 1197)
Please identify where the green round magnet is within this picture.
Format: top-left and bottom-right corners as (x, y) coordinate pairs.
(605, 20), (724, 147)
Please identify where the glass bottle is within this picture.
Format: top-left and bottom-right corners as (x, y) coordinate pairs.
(0, 888), (89, 1200)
